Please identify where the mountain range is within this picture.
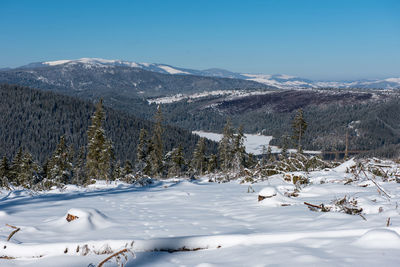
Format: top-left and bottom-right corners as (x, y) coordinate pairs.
(15, 58), (400, 90)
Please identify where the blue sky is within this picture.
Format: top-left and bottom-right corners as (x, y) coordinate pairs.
(0, 0), (399, 80)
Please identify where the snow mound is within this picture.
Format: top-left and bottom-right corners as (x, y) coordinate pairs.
(353, 229), (400, 249)
(333, 158), (356, 173)
(0, 210), (8, 217)
(259, 186), (277, 197)
(258, 186), (298, 207)
(48, 208), (114, 232)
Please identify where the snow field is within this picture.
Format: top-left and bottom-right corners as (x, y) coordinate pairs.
(0, 161), (400, 266)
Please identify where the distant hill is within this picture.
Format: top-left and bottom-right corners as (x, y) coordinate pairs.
(1, 60), (269, 98)
(0, 84), (217, 163)
(14, 58), (400, 90)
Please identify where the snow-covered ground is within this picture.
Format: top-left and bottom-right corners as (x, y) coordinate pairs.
(1, 160), (400, 266)
(147, 90), (273, 104)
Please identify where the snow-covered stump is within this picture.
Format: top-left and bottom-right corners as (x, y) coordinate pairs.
(257, 186), (299, 207)
(258, 187), (277, 202)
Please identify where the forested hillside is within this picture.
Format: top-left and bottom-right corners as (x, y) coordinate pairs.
(0, 84), (217, 163)
(160, 90), (400, 157)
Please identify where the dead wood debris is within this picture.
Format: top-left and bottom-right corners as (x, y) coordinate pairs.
(304, 196), (366, 220)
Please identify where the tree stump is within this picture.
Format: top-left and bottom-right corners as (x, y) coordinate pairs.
(66, 213), (79, 222)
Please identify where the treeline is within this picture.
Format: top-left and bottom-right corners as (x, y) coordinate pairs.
(0, 100), (252, 189)
(0, 84), (217, 164)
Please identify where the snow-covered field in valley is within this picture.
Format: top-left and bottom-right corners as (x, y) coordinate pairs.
(193, 131), (278, 155)
(1, 160), (400, 266)
(193, 131), (320, 155)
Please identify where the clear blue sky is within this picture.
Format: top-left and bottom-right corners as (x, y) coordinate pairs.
(0, 0), (399, 80)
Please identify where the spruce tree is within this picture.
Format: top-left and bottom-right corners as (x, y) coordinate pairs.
(280, 134), (290, 158)
(191, 138), (207, 175)
(292, 108), (307, 152)
(150, 106), (164, 177)
(266, 146), (274, 162)
(10, 148), (23, 185)
(0, 156), (10, 178)
(86, 99), (114, 181)
(232, 125), (246, 173)
(207, 154), (218, 173)
(218, 120), (234, 172)
(136, 128), (148, 171)
(0, 156), (10, 188)
(123, 160), (133, 176)
(47, 136), (73, 185)
(111, 160), (123, 181)
(261, 145), (268, 166)
(143, 141), (154, 176)
(17, 151), (40, 188)
(168, 145), (185, 177)
(73, 147), (87, 185)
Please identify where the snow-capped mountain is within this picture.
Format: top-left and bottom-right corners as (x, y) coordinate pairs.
(20, 58), (195, 75)
(16, 58), (400, 90)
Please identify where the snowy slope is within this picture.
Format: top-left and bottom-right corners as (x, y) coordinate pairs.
(1, 162), (400, 266)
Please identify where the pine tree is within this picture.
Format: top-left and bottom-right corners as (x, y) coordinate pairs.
(47, 136), (73, 185)
(191, 138), (207, 175)
(232, 125), (246, 173)
(219, 119), (234, 172)
(136, 128), (148, 171)
(207, 154), (218, 173)
(261, 145), (268, 166)
(150, 106), (164, 177)
(123, 160), (133, 176)
(86, 99), (114, 181)
(17, 151), (40, 188)
(0, 156), (10, 188)
(10, 148), (23, 185)
(168, 145), (185, 177)
(280, 134), (290, 158)
(0, 156), (9, 178)
(73, 147), (87, 185)
(143, 140), (154, 176)
(292, 108), (307, 152)
(99, 139), (114, 181)
(266, 146), (274, 162)
(111, 161), (123, 181)
(246, 153), (257, 169)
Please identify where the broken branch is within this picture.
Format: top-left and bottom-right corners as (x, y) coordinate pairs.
(97, 248), (130, 267)
(6, 224), (20, 242)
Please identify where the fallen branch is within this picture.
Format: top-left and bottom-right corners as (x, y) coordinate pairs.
(154, 246), (205, 253)
(97, 248), (133, 267)
(361, 169), (391, 200)
(304, 202), (330, 212)
(304, 202), (322, 209)
(6, 224), (20, 242)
